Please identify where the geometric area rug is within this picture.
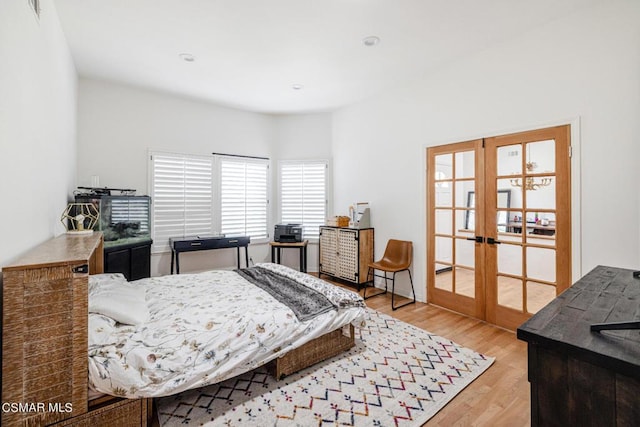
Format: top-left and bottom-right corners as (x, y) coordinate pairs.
(157, 308), (495, 426)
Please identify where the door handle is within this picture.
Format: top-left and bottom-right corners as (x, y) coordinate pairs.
(464, 236), (500, 244)
(466, 236), (484, 243)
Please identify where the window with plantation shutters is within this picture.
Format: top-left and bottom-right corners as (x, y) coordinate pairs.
(218, 156), (269, 239)
(150, 151), (270, 253)
(149, 152), (214, 253)
(279, 160), (328, 239)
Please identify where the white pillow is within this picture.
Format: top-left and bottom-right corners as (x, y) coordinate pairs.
(88, 274), (149, 325)
(88, 273), (127, 294)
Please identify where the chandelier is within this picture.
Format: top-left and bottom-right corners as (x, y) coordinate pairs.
(510, 162), (552, 191)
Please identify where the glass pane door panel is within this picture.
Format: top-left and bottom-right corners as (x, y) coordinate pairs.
(455, 238), (475, 268)
(526, 140), (555, 174)
(504, 211), (524, 237)
(500, 233), (524, 243)
(510, 211), (524, 224)
(497, 210), (509, 232)
(456, 210), (474, 236)
(435, 209), (452, 235)
(526, 247), (556, 283)
(456, 181), (475, 208)
(497, 189), (512, 209)
(527, 235), (555, 247)
(498, 179), (522, 209)
(455, 151), (475, 178)
(526, 281), (556, 314)
(524, 211), (556, 243)
(435, 154), (453, 179)
(525, 212), (556, 246)
(526, 180), (555, 210)
(435, 265), (453, 291)
(435, 236), (453, 264)
(497, 243), (522, 276)
(464, 210), (476, 232)
(497, 144), (522, 176)
(454, 267), (475, 298)
(435, 185), (452, 207)
(497, 276), (523, 311)
(540, 212), (556, 225)
(524, 211), (538, 224)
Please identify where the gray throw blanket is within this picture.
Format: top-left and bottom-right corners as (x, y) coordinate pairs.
(235, 266), (336, 321)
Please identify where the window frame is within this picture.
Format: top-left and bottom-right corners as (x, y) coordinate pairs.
(214, 154), (270, 243)
(148, 150), (271, 253)
(278, 159), (330, 241)
(148, 150), (215, 253)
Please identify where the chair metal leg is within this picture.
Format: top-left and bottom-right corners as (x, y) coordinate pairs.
(363, 267), (388, 300)
(391, 269), (416, 310)
(362, 266), (371, 299)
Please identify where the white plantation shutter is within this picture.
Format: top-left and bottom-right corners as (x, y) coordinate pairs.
(280, 160), (327, 239)
(150, 152), (214, 252)
(219, 157), (269, 239)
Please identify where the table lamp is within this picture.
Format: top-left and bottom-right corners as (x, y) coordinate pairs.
(60, 203), (99, 234)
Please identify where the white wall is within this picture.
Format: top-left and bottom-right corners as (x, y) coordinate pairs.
(271, 114), (333, 161)
(77, 79), (275, 193)
(0, 0), (77, 268)
(77, 79), (273, 275)
(77, 79), (333, 275)
(332, 0), (640, 302)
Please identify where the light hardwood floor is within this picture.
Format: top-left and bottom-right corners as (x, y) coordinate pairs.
(338, 282), (531, 426)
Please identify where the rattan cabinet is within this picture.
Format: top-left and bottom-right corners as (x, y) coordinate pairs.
(318, 226), (374, 287)
(1, 233), (151, 427)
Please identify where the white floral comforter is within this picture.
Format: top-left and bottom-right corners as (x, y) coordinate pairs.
(88, 263), (366, 398)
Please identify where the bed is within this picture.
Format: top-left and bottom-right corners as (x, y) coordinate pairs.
(1, 233), (365, 427)
(87, 263), (366, 398)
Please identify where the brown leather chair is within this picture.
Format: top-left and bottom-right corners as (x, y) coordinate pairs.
(363, 239), (416, 310)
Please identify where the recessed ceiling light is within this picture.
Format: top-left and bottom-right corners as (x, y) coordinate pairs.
(179, 53), (195, 62)
(292, 84), (304, 90)
(363, 36), (380, 47)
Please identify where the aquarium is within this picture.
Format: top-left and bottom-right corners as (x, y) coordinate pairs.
(74, 195), (151, 248)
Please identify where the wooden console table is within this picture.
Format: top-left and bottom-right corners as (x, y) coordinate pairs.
(269, 240), (308, 272)
(517, 265), (640, 426)
(170, 235), (250, 274)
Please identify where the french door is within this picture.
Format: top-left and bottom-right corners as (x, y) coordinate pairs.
(427, 125), (571, 330)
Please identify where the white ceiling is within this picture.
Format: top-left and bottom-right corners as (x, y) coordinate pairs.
(53, 0), (599, 114)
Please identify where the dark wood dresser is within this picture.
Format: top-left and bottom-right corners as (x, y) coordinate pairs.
(517, 265), (640, 426)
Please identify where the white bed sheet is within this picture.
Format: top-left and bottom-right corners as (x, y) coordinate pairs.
(88, 264), (365, 398)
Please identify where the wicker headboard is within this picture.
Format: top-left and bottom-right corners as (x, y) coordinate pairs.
(1, 233), (104, 426)
(1, 272), (4, 392)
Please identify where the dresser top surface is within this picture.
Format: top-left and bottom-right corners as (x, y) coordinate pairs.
(2, 232), (103, 271)
(517, 265), (640, 376)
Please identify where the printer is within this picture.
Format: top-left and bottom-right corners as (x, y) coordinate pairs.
(274, 224), (303, 242)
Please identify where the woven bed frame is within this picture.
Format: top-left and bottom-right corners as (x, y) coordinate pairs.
(1, 232), (355, 427)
